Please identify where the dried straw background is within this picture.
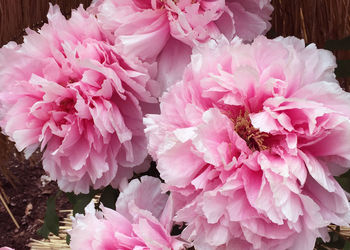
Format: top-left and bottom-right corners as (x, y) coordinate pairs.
(0, 0), (93, 45)
(271, 0), (350, 47)
(0, 1), (349, 47)
(270, 0), (350, 90)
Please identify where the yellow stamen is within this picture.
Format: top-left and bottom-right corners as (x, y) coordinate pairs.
(233, 111), (270, 151)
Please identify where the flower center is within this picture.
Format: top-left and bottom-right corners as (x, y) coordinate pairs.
(233, 111), (270, 151)
(159, 0), (178, 3)
(59, 98), (76, 114)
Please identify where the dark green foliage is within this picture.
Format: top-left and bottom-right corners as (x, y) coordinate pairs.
(37, 193), (60, 238)
(325, 36), (350, 78)
(344, 241), (350, 250)
(132, 161), (162, 181)
(99, 185), (119, 210)
(325, 36), (350, 50)
(335, 60), (350, 78)
(321, 230), (346, 249)
(66, 234), (71, 245)
(65, 189), (98, 216)
(315, 226), (350, 250)
(335, 170), (350, 193)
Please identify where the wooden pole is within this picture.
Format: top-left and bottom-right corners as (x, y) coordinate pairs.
(0, 190), (19, 229)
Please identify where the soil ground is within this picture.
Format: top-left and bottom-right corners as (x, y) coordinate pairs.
(0, 146), (70, 250)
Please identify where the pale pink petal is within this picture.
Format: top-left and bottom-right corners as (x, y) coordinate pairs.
(69, 177), (187, 250)
(0, 4), (154, 194)
(145, 36), (350, 249)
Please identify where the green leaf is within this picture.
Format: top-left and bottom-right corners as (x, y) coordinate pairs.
(37, 223), (50, 239)
(99, 185), (119, 210)
(66, 234), (71, 245)
(335, 60), (350, 78)
(325, 36), (350, 50)
(335, 170), (350, 193)
(323, 231), (345, 249)
(65, 189), (98, 216)
(344, 241), (350, 250)
(37, 194), (59, 238)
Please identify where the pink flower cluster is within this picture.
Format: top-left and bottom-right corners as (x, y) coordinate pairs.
(0, 0), (273, 195)
(69, 176), (186, 250)
(145, 36), (350, 249)
(88, 0), (273, 51)
(0, 5), (156, 193)
(2, 0), (350, 249)
(88, 0), (273, 93)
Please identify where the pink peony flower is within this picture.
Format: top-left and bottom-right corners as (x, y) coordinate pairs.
(88, 0), (273, 94)
(144, 36), (350, 249)
(69, 176), (186, 250)
(89, 0), (273, 52)
(0, 5), (157, 194)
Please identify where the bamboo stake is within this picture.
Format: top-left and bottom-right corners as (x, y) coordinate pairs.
(0, 191), (19, 229)
(29, 209), (74, 249)
(29, 198), (101, 249)
(0, 183), (9, 203)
